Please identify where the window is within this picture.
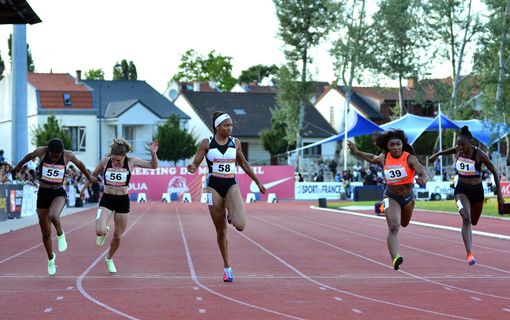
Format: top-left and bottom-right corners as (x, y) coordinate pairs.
(303, 143), (321, 156)
(234, 108), (246, 115)
(63, 93), (72, 106)
(63, 126), (86, 151)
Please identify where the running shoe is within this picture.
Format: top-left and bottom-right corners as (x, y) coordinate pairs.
(392, 255), (404, 271)
(48, 253), (56, 276)
(223, 267), (233, 282)
(467, 252), (477, 266)
(57, 230), (67, 252)
(105, 256), (117, 273)
(96, 226), (110, 247)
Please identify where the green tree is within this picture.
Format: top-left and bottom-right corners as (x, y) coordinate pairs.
(171, 49), (237, 91)
(84, 68), (105, 80)
(370, 0), (428, 116)
(0, 51), (5, 81)
(239, 64), (279, 84)
(274, 0), (339, 170)
(8, 34), (35, 72)
(153, 115), (197, 165)
(128, 61), (137, 80)
(260, 109), (295, 164)
(112, 59), (137, 80)
(31, 114), (71, 148)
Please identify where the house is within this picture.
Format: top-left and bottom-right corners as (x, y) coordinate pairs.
(0, 72), (189, 167)
(83, 79), (189, 163)
(173, 91), (337, 165)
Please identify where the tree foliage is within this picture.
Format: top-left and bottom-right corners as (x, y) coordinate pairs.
(84, 68), (105, 80)
(113, 59), (137, 80)
(31, 114), (71, 148)
(260, 110), (295, 164)
(171, 49), (237, 91)
(0, 51), (4, 81)
(153, 115), (197, 164)
(8, 34), (35, 72)
(239, 64), (279, 84)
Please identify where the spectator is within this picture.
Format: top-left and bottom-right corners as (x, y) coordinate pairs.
(363, 169), (376, 185)
(0, 150), (4, 163)
(298, 172), (304, 182)
(328, 159), (337, 176)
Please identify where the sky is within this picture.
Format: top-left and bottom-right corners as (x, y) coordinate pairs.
(0, 0), (485, 93)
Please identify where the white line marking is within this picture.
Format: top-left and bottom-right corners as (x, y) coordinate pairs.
(198, 308), (206, 314)
(56, 296), (64, 300)
(76, 204), (152, 320)
(196, 297), (203, 301)
(471, 297), (481, 301)
(313, 206), (510, 240)
(66, 286), (73, 290)
(193, 286), (199, 291)
(352, 309), (362, 314)
(503, 308), (510, 312)
(319, 287), (326, 291)
(176, 205), (305, 320)
(44, 308), (52, 313)
(245, 218), (473, 319)
(0, 219), (94, 265)
(444, 287), (453, 291)
(334, 297), (343, 301)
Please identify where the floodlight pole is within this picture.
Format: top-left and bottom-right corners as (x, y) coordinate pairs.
(438, 103), (443, 179)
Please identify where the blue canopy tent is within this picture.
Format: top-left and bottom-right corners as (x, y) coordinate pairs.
(452, 119), (510, 146)
(289, 109), (383, 153)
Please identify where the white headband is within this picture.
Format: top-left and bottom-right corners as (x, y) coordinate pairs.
(214, 114), (231, 127)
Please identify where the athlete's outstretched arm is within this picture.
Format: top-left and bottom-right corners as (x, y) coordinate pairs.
(480, 150), (504, 206)
(408, 155), (429, 186)
(12, 147), (46, 174)
(80, 157), (108, 199)
(66, 151), (96, 183)
(235, 138), (266, 194)
(131, 140), (159, 169)
(187, 138), (209, 174)
(429, 147), (456, 163)
(346, 140), (383, 165)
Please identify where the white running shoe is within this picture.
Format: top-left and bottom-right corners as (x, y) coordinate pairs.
(96, 226), (110, 247)
(48, 253), (56, 276)
(105, 256), (117, 273)
(57, 230), (67, 252)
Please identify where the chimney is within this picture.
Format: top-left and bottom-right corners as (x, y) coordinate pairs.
(75, 70), (82, 84)
(193, 81), (200, 92)
(407, 78), (415, 89)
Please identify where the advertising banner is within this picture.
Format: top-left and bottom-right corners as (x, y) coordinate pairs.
(128, 165), (295, 201)
(6, 184), (23, 219)
(295, 182), (345, 200)
(501, 181), (510, 196)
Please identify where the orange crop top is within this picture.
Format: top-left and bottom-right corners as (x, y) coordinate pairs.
(383, 151), (415, 185)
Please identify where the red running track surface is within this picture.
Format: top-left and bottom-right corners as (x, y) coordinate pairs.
(1, 201), (510, 319)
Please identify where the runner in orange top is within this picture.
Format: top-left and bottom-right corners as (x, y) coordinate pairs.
(347, 129), (429, 270)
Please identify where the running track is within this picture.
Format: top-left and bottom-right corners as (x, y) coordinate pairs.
(1, 202), (510, 319)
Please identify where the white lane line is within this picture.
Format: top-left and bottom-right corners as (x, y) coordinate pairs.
(56, 296), (64, 300)
(44, 308), (53, 313)
(334, 297), (343, 301)
(193, 286), (199, 291)
(471, 297), (481, 301)
(67, 286), (73, 290)
(0, 219), (94, 265)
(269, 213), (510, 300)
(76, 204), (152, 320)
(444, 287), (454, 291)
(313, 207), (510, 241)
(352, 309), (362, 314)
(198, 308), (206, 314)
(319, 287), (327, 291)
(176, 206), (305, 320)
(241, 220), (473, 320)
(196, 297), (203, 301)
(503, 308), (510, 312)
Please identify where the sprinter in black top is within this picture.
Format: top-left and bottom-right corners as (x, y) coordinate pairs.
(429, 126), (503, 265)
(12, 138), (95, 276)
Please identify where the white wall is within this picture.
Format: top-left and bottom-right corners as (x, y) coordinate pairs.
(173, 94), (213, 140)
(315, 89), (344, 133)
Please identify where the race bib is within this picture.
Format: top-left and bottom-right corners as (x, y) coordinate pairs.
(105, 168), (129, 186)
(384, 165), (408, 184)
(456, 157), (476, 176)
(212, 159), (236, 178)
(41, 163), (65, 183)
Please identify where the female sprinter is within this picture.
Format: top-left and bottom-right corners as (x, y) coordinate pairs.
(81, 139), (158, 273)
(187, 111), (266, 282)
(347, 129), (429, 270)
(429, 126), (504, 265)
(12, 138), (95, 276)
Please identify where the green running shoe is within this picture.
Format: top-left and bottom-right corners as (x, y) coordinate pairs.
(96, 226), (109, 247)
(48, 253), (56, 276)
(105, 256), (117, 273)
(392, 255), (403, 271)
(57, 230), (67, 252)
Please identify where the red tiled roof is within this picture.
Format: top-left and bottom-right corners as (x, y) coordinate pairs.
(28, 73), (91, 92)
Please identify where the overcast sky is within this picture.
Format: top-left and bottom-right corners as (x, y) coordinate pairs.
(0, 0), (484, 92)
